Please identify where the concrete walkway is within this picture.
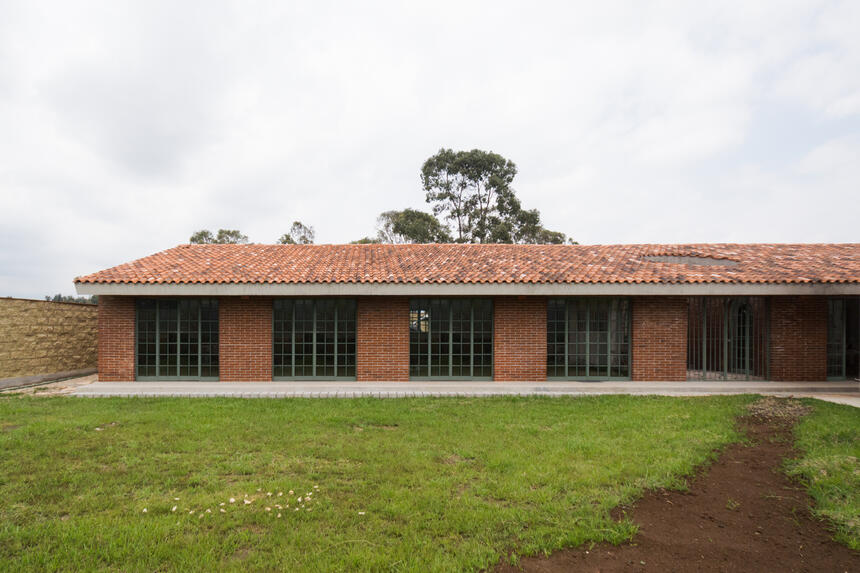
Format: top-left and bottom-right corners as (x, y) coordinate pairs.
(72, 380), (860, 406)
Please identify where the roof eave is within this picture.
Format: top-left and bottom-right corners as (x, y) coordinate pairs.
(74, 282), (860, 297)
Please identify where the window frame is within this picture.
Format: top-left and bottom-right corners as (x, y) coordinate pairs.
(134, 298), (220, 381)
(547, 297), (632, 381)
(272, 298), (357, 381)
(409, 298), (494, 380)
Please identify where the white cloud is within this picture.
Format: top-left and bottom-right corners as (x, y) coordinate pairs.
(0, 0), (858, 297)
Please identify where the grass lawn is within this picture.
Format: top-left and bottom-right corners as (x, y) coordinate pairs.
(0, 395), (752, 571)
(786, 399), (860, 550)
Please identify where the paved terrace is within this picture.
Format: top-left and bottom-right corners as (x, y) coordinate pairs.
(71, 380), (860, 405)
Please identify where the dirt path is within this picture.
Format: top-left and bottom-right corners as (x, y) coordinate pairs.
(497, 399), (859, 572)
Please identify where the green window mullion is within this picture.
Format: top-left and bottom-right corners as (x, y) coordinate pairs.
(427, 301), (432, 375)
(701, 300), (707, 380)
(564, 301), (569, 378)
(722, 302), (729, 380)
(585, 303), (590, 378)
(606, 301), (612, 378)
(155, 303), (160, 378)
(175, 303), (180, 378)
(291, 303), (296, 378)
(469, 302), (476, 377)
(334, 303), (338, 376)
(198, 302), (202, 378)
(312, 301), (317, 378)
(451, 303), (455, 377)
(744, 307), (751, 380)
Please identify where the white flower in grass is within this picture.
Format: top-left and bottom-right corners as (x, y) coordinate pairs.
(229, 498), (235, 504)
(257, 488), (261, 492)
(267, 492), (272, 497)
(288, 490), (294, 495)
(306, 508), (311, 512)
(205, 509), (211, 513)
(219, 502), (225, 506)
(189, 510), (194, 515)
(198, 514), (203, 519)
(277, 492), (283, 497)
(220, 508), (226, 513)
(277, 513), (281, 518)
(174, 497), (180, 501)
(275, 505), (282, 509)
(358, 512), (365, 515)
(171, 506), (177, 512)
(294, 508), (299, 512)
(142, 508), (147, 513)
(265, 507), (271, 512)
(313, 485), (319, 489)
(297, 497), (302, 503)
(244, 499), (252, 505)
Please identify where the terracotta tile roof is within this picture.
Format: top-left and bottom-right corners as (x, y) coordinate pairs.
(74, 243), (860, 285)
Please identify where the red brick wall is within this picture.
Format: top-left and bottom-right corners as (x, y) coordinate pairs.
(769, 296), (827, 381)
(219, 297), (272, 381)
(494, 297), (547, 381)
(632, 297), (687, 381)
(356, 297), (410, 381)
(97, 296), (135, 381)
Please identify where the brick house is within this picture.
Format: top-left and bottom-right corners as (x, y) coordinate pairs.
(74, 243), (860, 383)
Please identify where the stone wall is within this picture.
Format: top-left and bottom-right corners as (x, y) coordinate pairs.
(0, 297), (98, 379)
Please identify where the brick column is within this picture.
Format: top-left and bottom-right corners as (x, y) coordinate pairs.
(356, 296), (410, 381)
(769, 296), (827, 381)
(97, 296), (136, 381)
(493, 297), (547, 381)
(632, 297), (687, 381)
(219, 297), (272, 381)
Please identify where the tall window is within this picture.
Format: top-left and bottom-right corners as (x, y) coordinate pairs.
(547, 298), (630, 379)
(273, 299), (356, 379)
(686, 297), (769, 381)
(409, 299), (493, 379)
(136, 299), (219, 380)
(828, 298), (860, 380)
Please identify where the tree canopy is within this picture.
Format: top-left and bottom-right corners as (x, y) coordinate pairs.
(376, 209), (453, 244)
(277, 221), (315, 244)
(421, 148), (571, 244)
(189, 229), (249, 244)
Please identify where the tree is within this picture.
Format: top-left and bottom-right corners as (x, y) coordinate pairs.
(45, 294), (97, 304)
(350, 236), (381, 244)
(278, 221), (315, 245)
(421, 148), (573, 244)
(421, 148), (517, 243)
(189, 229), (249, 244)
(376, 209), (452, 243)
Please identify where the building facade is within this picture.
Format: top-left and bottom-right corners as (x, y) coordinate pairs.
(76, 244), (860, 383)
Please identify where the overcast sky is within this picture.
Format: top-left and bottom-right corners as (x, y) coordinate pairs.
(1, 1), (858, 298)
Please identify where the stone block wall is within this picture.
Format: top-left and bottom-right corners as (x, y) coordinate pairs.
(0, 297), (98, 379)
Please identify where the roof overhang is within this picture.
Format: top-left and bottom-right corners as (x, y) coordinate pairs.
(75, 282), (860, 297)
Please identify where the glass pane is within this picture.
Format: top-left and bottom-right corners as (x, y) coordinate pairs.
(273, 299), (356, 379)
(409, 298), (493, 379)
(136, 300), (157, 377)
(157, 300), (178, 377)
(550, 298), (630, 379)
(827, 299), (845, 378)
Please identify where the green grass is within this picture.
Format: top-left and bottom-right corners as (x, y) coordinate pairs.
(0, 395), (751, 572)
(785, 400), (860, 550)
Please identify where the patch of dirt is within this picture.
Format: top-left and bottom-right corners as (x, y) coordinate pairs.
(442, 454), (475, 465)
(746, 396), (812, 421)
(1, 374), (97, 396)
(497, 399), (859, 572)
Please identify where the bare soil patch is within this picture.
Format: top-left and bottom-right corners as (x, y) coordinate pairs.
(497, 399), (859, 572)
